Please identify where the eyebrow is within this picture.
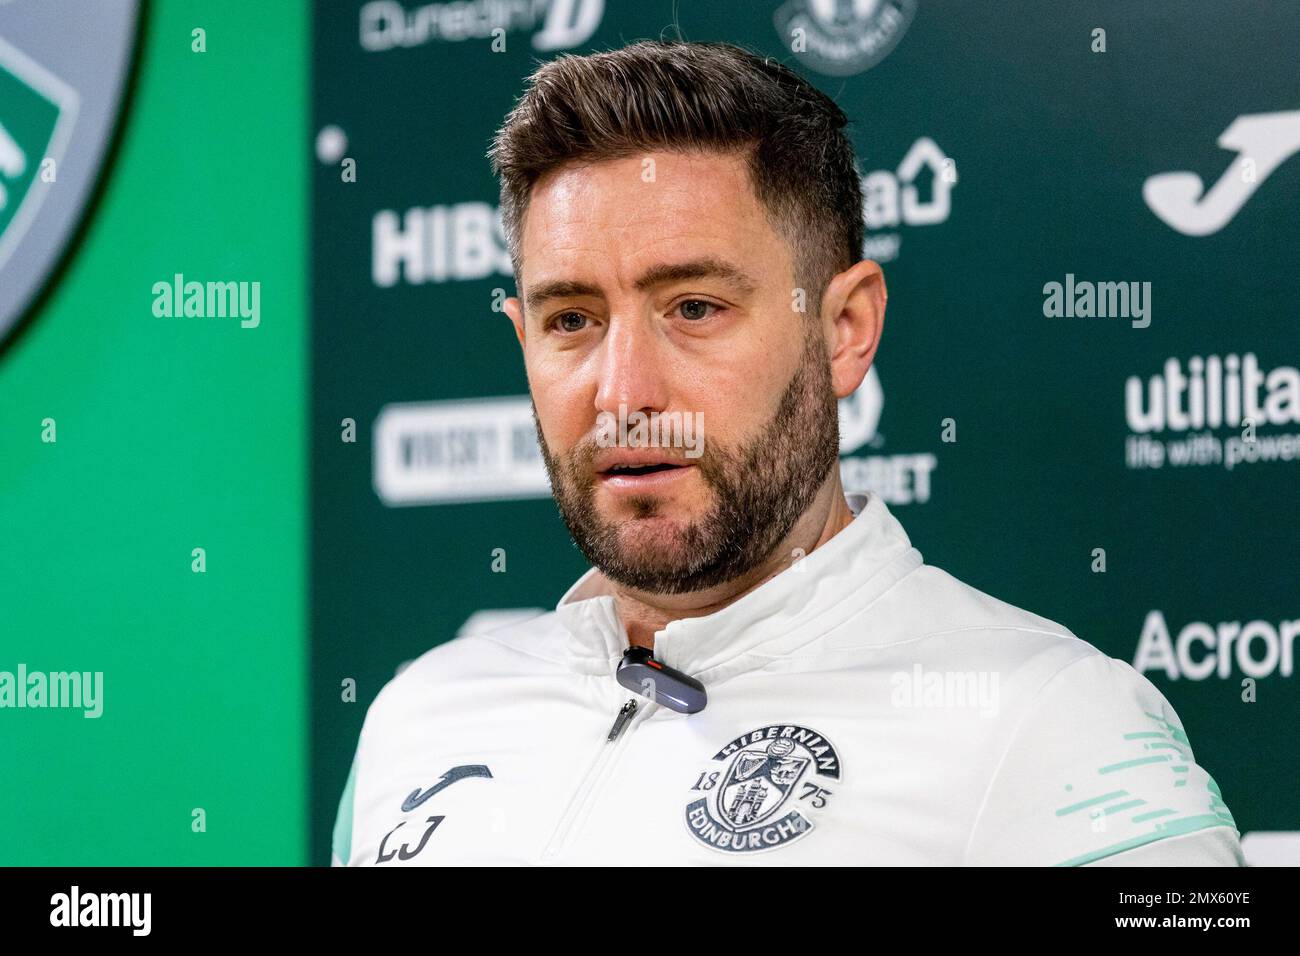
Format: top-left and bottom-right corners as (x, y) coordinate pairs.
(523, 257), (759, 315)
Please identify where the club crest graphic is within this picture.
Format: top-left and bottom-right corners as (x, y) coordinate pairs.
(774, 0), (917, 77)
(0, 1), (141, 353)
(685, 724), (840, 853)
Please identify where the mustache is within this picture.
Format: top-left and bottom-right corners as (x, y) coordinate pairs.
(574, 434), (710, 466)
(555, 433), (721, 491)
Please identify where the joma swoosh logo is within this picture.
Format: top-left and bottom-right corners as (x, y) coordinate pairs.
(1144, 110), (1300, 236)
(401, 764), (492, 811)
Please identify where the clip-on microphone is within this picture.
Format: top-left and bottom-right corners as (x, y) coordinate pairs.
(616, 646), (707, 714)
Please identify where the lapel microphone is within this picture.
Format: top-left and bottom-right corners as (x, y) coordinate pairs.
(616, 646), (707, 714)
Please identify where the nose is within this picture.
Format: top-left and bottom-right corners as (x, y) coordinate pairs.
(594, 315), (670, 424)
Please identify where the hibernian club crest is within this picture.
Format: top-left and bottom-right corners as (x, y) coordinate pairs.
(774, 0), (917, 77)
(685, 724), (840, 853)
(0, 1), (141, 353)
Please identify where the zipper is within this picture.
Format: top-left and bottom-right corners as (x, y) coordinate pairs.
(606, 698), (637, 740)
(541, 695), (656, 860)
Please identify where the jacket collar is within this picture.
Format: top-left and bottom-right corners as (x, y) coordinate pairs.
(554, 491), (923, 685)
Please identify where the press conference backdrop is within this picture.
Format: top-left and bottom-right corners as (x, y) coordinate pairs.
(311, 1), (1298, 866)
(1, 1), (1295, 868)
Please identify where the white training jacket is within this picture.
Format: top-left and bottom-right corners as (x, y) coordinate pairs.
(332, 491), (1244, 866)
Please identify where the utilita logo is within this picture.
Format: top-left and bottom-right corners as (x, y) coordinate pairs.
(1126, 353), (1300, 433)
(1124, 353), (1300, 472)
(1144, 110), (1300, 236)
(860, 137), (957, 263)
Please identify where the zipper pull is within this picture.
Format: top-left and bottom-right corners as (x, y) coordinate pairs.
(606, 698), (638, 741)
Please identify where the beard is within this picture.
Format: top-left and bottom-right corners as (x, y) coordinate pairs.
(534, 323), (842, 595)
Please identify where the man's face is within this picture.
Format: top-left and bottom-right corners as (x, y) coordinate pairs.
(504, 150), (842, 594)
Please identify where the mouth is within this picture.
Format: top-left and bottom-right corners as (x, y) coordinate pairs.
(596, 460), (696, 493)
(602, 462), (682, 476)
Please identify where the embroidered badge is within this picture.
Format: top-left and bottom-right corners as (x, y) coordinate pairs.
(685, 724), (840, 853)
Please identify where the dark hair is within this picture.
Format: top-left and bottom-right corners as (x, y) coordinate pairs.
(488, 39), (864, 307)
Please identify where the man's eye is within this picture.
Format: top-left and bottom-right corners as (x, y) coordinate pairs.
(676, 299), (718, 321)
(551, 311), (587, 333)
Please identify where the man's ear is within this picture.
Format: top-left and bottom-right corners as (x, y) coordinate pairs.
(503, 296), (526, 349)
(821, 260), (886, 399)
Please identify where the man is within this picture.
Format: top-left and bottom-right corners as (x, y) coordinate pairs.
(332, 40), (1243, 866)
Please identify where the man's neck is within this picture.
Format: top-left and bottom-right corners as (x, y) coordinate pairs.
(608, 477), (858, 652)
